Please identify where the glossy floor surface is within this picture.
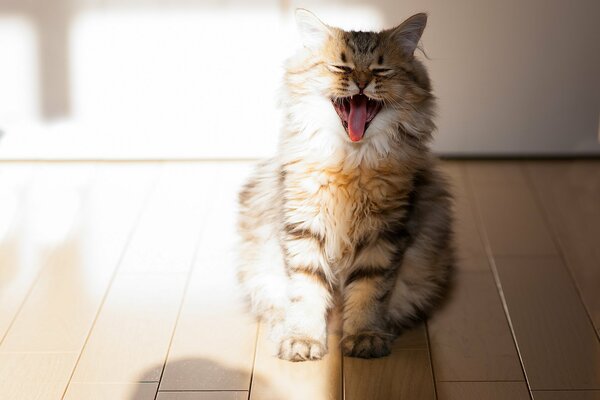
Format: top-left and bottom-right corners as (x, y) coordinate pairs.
(0, 160), (599, 400)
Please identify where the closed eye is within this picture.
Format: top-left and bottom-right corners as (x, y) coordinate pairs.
(327, 64), (353, 73)
(371, 68), (394, 77)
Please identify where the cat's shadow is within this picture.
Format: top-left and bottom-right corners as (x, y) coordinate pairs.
(129, 357), (282, 400)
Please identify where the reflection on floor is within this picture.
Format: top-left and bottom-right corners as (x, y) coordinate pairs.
(0, 160), (599, 400)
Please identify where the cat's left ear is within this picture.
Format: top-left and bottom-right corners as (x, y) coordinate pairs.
(390, 13), (428, 57)
(295, 9), (331, 51)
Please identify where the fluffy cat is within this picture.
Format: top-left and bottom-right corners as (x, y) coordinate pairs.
(237, 9), (453, 361)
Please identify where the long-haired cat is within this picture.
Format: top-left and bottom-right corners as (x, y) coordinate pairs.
(237, 9), (453, 361)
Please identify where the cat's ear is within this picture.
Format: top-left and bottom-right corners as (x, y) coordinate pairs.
(390, 13), (427, 57)
(295, 9), (331, 51)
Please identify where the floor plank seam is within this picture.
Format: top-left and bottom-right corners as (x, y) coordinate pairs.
(341, 339), (345, 400)
(0, 158), (265, 164)
(151, 172), (223, 400)
(462, 164), (534, 399)
(437, 380), (528, 383)
(158, 390), (250, 392)
(0, 259), (48, 346)
(425, 322), (440, 400)
(522, 164), (600, 344)
(532, 389), (600, 392)
(58, 168), (161, 400)
(0, 350), (80, 355)
(247, 323), (260, 400)
(150, 264), (196, 400)
(0, 167), (56, 348)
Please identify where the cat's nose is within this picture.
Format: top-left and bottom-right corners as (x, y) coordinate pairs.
(356, 79), (370, 91)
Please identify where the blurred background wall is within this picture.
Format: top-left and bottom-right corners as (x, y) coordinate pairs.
(0, 0), (598, 159)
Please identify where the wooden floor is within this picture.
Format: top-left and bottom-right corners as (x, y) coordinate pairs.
(0, 160), (599, 400)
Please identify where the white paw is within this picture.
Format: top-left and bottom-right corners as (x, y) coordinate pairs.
(278, 336), (327, 362)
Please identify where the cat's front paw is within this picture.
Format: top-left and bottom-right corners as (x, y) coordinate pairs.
(341, 332), (392, 359)
(278, 336), (327, 362)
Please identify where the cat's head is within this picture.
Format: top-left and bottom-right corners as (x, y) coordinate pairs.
(286, 10), (434, 152)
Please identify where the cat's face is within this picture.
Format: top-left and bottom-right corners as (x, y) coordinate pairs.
(290, 10), (432, 146)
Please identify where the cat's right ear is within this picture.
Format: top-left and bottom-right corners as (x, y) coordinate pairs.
(390, 13), (428, 57)
(295, 9), (331, 51)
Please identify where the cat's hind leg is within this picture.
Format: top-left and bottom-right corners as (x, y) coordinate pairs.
(385, 171), (454, 335)
(341, 168), (453, 358)
(385, 242), (452, 334)
(340, 235), (452, 358)
(340, 239), (399, 358)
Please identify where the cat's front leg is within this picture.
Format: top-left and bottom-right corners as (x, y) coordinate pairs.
(341, 241), (397, 358)
(276, 228), (333, 361)
(277, 269), (331, 361)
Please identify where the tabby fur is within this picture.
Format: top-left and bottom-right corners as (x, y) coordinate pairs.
(237, 10), (453, 361)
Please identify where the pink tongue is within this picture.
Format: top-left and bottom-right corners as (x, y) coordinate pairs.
(348, 96), (368, 142)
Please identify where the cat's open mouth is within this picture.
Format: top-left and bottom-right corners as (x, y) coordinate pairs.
(332, 94), (383, 142)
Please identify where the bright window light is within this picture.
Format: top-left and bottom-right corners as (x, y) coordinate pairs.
(0, 17), (39, 126)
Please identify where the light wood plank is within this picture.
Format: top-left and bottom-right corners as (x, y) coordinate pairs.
(532, 391), (600, 400)
(437, 381), (530, 400)
(0, 352), (77, 400)
(344, 347), (435, 400)
(526, 161), (600, 335)
(70, 273), (188, 383)
(495, 256), (600, 390)
(157, 392), (249, 400)
(251, 326), (342, 400)
(118, 163), (218, 275)
(429, 265), (524, 381)
(159, 312), (256, 391)
(160, 164), (257, 391)
(0, 164), (39, 341)
(466, 162), (559, 256)
(1, 164), (96, 349)
(0, 164), (157, 352)
(70, 164), (217, 383)
(64, 382), (158, 400)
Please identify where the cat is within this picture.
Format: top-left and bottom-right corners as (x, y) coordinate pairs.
(237, 9), (453, 361)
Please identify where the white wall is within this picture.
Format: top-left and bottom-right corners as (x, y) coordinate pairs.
(0, 0), (598, 159)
